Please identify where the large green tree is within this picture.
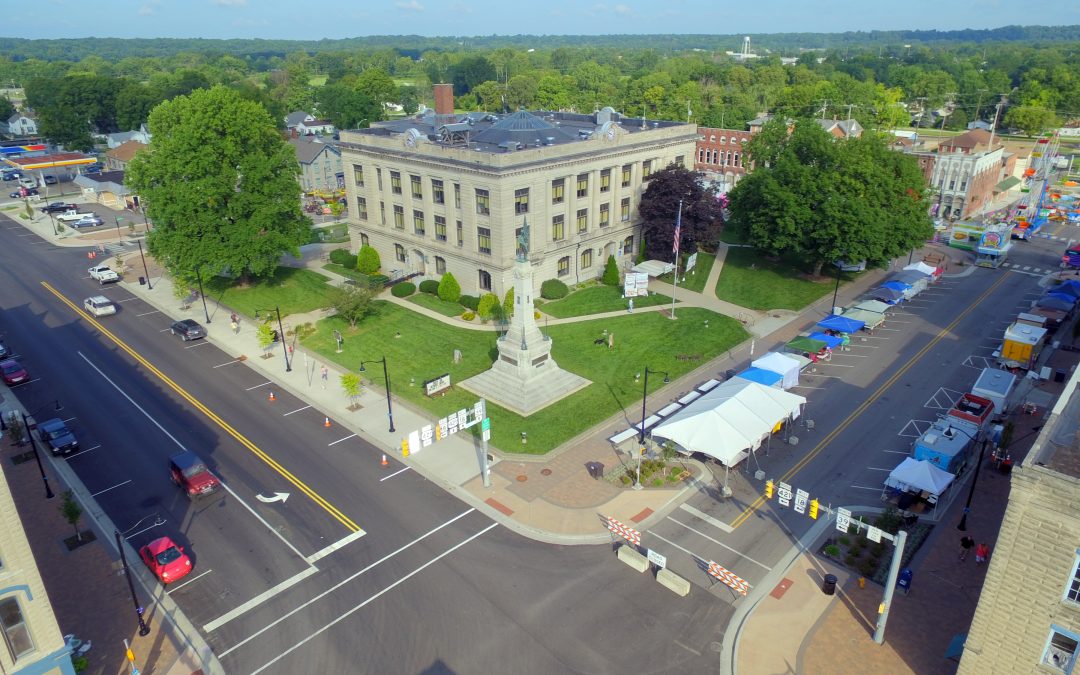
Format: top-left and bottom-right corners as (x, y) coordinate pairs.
(637, 164), (725, 260)
(317, 84), (380, 129)
(127, 86), (309, 285)
(728, 119), (932, 276)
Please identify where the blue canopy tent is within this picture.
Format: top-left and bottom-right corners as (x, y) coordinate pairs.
(1037, 296), (1075, 312)
(1045, 291), (1077, 306)
(882, 280), (918, 301)
(869, 286), (905, 304)
(816, 314), (865, 334)
(808, 332), (845, 349)
(1053, 280), (1080, 299)
(735, 367), (784, 389)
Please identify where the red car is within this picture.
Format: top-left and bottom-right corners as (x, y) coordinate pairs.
(169, 451), (221, 498)
(0, 359), (29, 386)
(139, 536), (192, 584)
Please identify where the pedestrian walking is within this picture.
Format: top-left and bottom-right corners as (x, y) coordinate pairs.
(230, 313), (239, 334)
(320, 365), (329, 389)
(959, 535), (975, 561)
(975, 542), (990, 564)
(627, 298), (634, 313)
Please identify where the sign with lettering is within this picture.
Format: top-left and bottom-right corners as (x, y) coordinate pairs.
(424, 373), (451, 396)
(777, 481), (793, 508)
(623, 272), (650, 298)
(793, 488), (809, 515)
(836, 507), (852, 533)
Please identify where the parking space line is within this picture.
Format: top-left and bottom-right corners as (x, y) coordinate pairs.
(213, 359), (242, 369)
(328, 434), (357, 446)
(136, 310), (161, 317)
(64, 444), (100, 459)
(115, 297), (139, 303)
(679, 503), (734, 533)
(90, 479), (132, 497)
(379, 466), (412, 482)
(306, 529), (368, 564)
(816, 362), (854, 367)
(184, 342), (211, 349)
(664, 517), (771, 571)
(246, 381), (272, 391)
(283, 405), (311, 417)
(203, 566), (319, 632)
(866, 467), (894, 472)
(850, 485), (881, 491)
(881, 450), (909, 455)
(166, 569), (214, 594)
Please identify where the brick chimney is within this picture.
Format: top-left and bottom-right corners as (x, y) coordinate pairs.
(433, 83), (454, 116)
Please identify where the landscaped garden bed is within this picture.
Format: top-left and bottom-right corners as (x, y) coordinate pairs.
(819, 508), (934, 584)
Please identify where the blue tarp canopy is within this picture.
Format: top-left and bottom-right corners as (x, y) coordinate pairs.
(816, 314), (865, 334)
(1053, 280), (1080, 298)
(1045, 291), (1078, 306)
(882, 280), (912, 291)
(809, 332), (845, 349)
(735, 367), (784, 388)
(869, 287), (905, 304)
(1037, 296), (1074, 312)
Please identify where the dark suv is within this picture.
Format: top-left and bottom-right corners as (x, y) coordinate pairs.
(36, 418), (79, 455)
(169, 451), (221, 498)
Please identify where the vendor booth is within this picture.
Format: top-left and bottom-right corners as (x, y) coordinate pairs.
(816, 314), (865, 334)
(750, 351), (801, 390)
(892, 271), (929, 295)
(882, 279), (918, 301)
(735, 367), (784, 389)
(840, 307), (885, 330)
(868, 286), (906, 304)
(903, 261), (941, 281)
(883, 457), (956, 512)
(1036, 295), (1075, 313)
(853, 299), (895, 315)
(809, 331), (846, 349)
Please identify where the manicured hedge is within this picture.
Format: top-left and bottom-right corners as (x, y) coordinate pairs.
(329, 248), (358, 269)
(419, 279), (440, 294)
(391, 282), (415, 297)
(460, 294), (480, 310)
(541, 279), (569, 299)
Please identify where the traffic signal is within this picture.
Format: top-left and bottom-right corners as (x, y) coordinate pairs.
(764, 480), (774, 499)
(809, 499), (820, 520)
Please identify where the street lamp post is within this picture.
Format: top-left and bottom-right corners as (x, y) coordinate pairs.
(136, 239), (152, 290)
(831, 262), (842, 313)
(48, 211), (57, 236)
(255, 307), (291, 372)
(20, 410), (55, 499)
(958, 424), (1042, 531)
(114, 530), (151, 637)
(360, 357), (395, 433)
(637, 367), (670, 489)
(194, 266), (211, 324)
(114, 215), (124, 239)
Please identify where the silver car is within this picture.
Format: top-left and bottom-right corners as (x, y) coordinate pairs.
(70, 215), (103, 228)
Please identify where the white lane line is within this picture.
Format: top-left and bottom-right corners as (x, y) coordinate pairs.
(646, 530), (700, 559)
(815, 362), (855, 367)
(166, 569), (214, 594)
(866, 467), (893, 472)
(77, 352), (312, 564)
(850, 485), (881, 491)
(379, 466), (412, 482)
(184, 341), (211, 349)
(247, 523), (498, 674)
(283, 405), (311, 417)
(115, 297), (139, 303)
(124, 520), (166, 540)
(203, 566), (319, 632)
(64, 444), (101, 460)
(305, 529), (368, 564)
(328, 433), (357, 446)
(159, 328), (172, 332)
(218, 509), (477, 645)
(679, 503), (733, 533)
(91, 479), (132, 497)
(664, 517), (771, 571)
(882, 450), (909, 455)
(136, 310), (161, 317)
(791, 386), (826, 390)
(213, 360), (241, 369)
(246, 381), (272, 391)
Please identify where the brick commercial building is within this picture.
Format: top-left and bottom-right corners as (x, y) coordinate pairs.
(905, 129), (1017, 220)
(960, 365), (1080, 673)
(695, 127), (752, 194)
(337, 84), (697, 297)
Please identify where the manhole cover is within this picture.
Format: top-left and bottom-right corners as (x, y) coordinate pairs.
(516, 475), (528, 482)
(540, 468), (552, 476)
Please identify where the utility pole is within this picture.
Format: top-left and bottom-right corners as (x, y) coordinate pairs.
(820, 100), (828, 120)
(988, 94), (1007, 148)
(846, 103), (854, 121)
(974, 88), (988, 126)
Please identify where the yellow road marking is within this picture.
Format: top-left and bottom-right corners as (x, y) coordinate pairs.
(43, 282), (361, 533)
(731, 271), (1011, 530)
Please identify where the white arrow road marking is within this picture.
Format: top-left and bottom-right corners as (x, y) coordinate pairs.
(256, 492), (290, 504)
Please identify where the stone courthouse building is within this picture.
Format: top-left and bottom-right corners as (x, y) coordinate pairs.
(337, 84), (697, 297)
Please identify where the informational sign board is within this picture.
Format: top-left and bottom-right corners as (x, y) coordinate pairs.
(686, 252), (698, 272)
(424, 373), (451, 396)
(836, 507), (852, 533)
(402, 400), (484, 456)
(623, 272), (650, 298)
(867, 525), (883, 543)
(647, 549), (667, 569)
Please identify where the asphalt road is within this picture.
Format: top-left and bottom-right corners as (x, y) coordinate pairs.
(0, 214), (733, 674)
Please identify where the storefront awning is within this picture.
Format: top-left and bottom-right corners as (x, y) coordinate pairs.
(995, 176), (1021, 192)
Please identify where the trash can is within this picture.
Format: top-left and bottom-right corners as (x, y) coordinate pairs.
(586, 462), (604, 479)
(1056, 369), (1067, 383)
(897, 568), (913, 595)
(822, 574), (837, 595)
(138, 276), (146, 286)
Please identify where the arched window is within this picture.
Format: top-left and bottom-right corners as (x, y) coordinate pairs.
(733, 153), (740, 167)
(360, 233), (369, 247)
(478, 270), (492, 290)
(394, 244), (405, 262)
(557, 257), (570, 276)
(435, 256), (446, 274)
(719, 136), (726, 144)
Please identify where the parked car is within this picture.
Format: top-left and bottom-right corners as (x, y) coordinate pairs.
(36, 418), (78, 455)
(1, 170), (21, 181)
(40, 202), (77, 214)
(170, 319), (206, 341)
(169, 451), (221, 498)
(0, 359), (28, 386)
(70, 215), (104, 228)
(83, 295), (116, 317)
(0, 342), (8, 359)
(139, 536), (192, 584)
(8, 188), (38, 198)
(43, 175), (58, 185)
(17, 177), (36, 189)
(82, 164), (101, 174)
(87, 265), (120, 284)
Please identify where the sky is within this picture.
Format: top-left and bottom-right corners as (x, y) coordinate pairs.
(6, 0), (1079, 41)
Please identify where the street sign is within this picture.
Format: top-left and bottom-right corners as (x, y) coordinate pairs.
(647, 549), (667, 568)
(686, 252), (698, 271)
(481, 417), (490, 431)
(836, 507), (852, 533)
(867, 525), (883, 543)
(482, 429), (490, 441)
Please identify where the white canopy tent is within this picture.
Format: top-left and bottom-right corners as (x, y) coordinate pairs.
(651, 379), (806, 467)
(884, 457), (956, 498)
(751, 351), (801, 390)
(903, 261), (939, 277)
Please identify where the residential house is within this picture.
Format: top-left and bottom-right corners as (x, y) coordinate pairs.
(339, 84), (696, 297)
(73, 171), (138, 210)
(104, 140), (147, 172)
(967, 120), (995, 132)
(285, 111), (313, 130)
(2, 113), (37, 137)
(745, 114), (862, 139)
(296, 118), (336, 136)
(103, 125), (150, 149)
(290, 136), (343, 193)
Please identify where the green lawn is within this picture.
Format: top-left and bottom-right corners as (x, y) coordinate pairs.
(408, 293), (465, 317)
(718, 228), (748, 245)
(658, 252), (715, 293)
(308, 224), (350, 244)
(715, 247), (838, 311)
(206, 267), (336, 319)
(304, 303), (748, 454)
(540, 284), (676, 318)
(322, 263), (369, 284)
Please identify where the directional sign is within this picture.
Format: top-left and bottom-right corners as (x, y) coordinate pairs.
(836, 507), (852, 533)
(647, 549), (667, 568)
(256, 492), (290, 504)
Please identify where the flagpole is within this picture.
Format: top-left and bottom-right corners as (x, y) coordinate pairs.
(671, 200), (682, 320)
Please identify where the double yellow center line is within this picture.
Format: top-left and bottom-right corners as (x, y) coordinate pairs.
(44, 282), (360, 533)
(730, 271), (1011, 530)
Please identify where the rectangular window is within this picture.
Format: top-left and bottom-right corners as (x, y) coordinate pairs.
(390, 170), (402, 195)
(380, 201), (386, 225)
(675, 155), (685, 167)
(352, 164), (364, 187)
(621, 164), (632, 187)
(432, 179), (445, 205)
(1066, 554), (1080, 603)
(599, 203), (610, 227)
(376, 168), (383, 190)
(558, 256), (570, 277)
(456, 220), (463, 246)
(642, 160), (653, 180)
(552, 178), (565, 204)
(960, 180), (968, 192)
(600, 168), (611, 193)
(576, 208), (588, 233)
(411, 174), (422, 199)
(622, 235), (634, 256)
(413, 209), (425, 235)
(356, 196), (368, 220)
(395, 244), (406, 262)
(434, 215), (447, 242)
(1044, 626), (1080, 673)
(475, 188), (490, 216)
(621, 197), (631, 221)
(552, 215), (565, 241)
(435, 256), (446, 274)
(948, 180), (956, 191)
(0, 597), (34, 661)
(479, 270), (492, 291)
(477, 226), (491, 254)
(515, 188), (529, 215)
(454, 183), (461, 208)
(581, 248), (593, 269)
(393, 205), (404, 229)
(576, 173), (588, 198)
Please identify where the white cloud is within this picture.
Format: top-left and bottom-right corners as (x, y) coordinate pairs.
(138, 0), (161, 15)
(396, 0), (424, 12)
(614, 3), (632, 15)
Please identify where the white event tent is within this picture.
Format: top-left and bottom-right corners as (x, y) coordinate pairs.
(651, 379), (806, 467)
(751, 351), (801, 390)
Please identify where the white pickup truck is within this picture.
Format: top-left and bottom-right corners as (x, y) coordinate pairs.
(57, 209), (97, 223)
(88, 265), (120, 284)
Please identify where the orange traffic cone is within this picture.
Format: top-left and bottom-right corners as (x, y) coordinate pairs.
(268, 391), (276, 402)
(324, 417), (331, 428)
(381, 454), (389, 466)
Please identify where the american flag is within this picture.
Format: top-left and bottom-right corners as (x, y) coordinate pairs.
(672, 202), (682, 256)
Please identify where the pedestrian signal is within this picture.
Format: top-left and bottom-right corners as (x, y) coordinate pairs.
(809, 499), (819, 520)
(764, 480), (774, 499)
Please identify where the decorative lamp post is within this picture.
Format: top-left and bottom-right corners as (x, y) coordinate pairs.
(636, 367), (670, 489)
(360, 357), (395, 433)
(254, 307), (290, 372)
